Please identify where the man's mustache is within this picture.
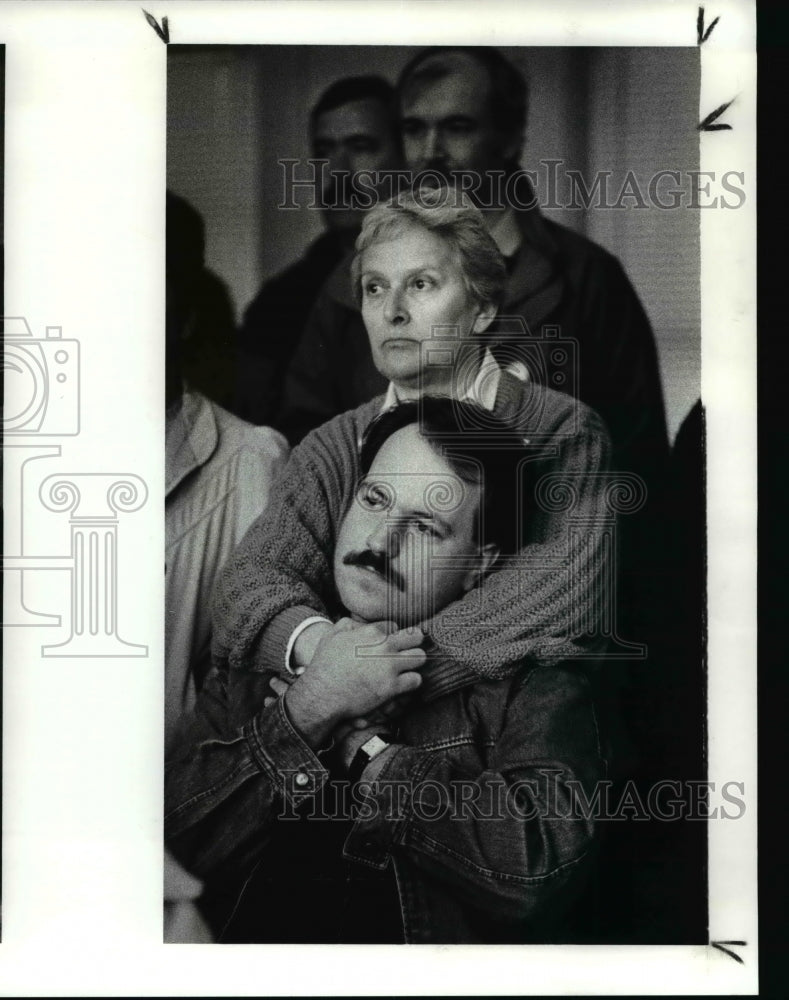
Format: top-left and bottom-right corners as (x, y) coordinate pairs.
(343, 549), (406, 592)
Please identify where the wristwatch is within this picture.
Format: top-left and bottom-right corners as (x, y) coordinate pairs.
(348, 733), (394, 784)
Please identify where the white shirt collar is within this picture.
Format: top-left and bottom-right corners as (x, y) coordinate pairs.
(381, 347), (502, 413)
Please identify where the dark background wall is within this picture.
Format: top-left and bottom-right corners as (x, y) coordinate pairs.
(168, 45), (700, 441)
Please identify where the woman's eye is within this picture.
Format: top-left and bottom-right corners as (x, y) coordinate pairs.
(412, 277), (432, 291)
(364, 281), (381, 296)
(415, 520), (437, 537)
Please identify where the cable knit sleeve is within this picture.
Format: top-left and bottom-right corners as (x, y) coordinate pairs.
(212, 385), (614, 691)
(210, 405), (379, 675)
(424, 388), (615, 685)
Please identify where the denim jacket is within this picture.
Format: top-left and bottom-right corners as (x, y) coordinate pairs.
(165, 661), (606, 944)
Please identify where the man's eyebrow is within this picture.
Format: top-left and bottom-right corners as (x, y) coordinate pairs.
(410, 508), (453, 535)
(441, 114), (478, 126)
(399, 113), (478, 127)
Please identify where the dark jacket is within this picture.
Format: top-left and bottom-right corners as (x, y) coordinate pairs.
(234, 229), (357, 425)
(165, 659), (606, 943)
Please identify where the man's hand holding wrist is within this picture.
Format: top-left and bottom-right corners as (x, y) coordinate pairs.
(273, 617), (425, 749)
(283, 680), (342, 750)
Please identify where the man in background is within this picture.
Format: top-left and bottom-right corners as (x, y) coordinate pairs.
(278, 46), (668, 498)
(235, 75), (401, 424)
(165, 191), (288, 941)
(166, 190), (289, 746)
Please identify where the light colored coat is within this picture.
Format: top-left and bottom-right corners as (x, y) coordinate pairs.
(166, 389), (288, 751)
(165, 390), (287, 940)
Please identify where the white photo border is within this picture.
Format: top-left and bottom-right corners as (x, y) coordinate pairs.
(2, 0), (756, 995)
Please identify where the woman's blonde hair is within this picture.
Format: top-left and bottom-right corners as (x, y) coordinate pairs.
(350, 185), (507, 309)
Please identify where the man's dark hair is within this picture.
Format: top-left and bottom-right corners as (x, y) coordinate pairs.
(360, 396), (526, 556)
(166, 190), (205, 297)
(396, 46), (528, 148)
(166, 190), (236, 408)
(311, 75), (396, 125)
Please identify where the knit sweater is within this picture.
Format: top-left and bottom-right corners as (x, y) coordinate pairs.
(212, 373), (612, 700)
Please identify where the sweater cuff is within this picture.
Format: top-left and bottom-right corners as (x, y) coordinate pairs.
(284, 616), (333, 674)
(251, 605), (327, 675)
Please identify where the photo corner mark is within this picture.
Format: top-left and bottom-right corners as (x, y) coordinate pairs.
(698, 100), (734, 132)
(142, 9), (169, 44)
(711, 940), (747, 964)
(696, 8), (732, 132)
(697, 6), (720, 45)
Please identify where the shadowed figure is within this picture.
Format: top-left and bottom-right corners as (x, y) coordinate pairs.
(164, 191), (289, 942)
(235, 76), (402, 425)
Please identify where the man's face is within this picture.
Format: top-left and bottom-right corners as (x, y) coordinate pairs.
(399, 54), (515, 184)
(359, 224), (494, 391)
(311, 97), (399, 229)
(334, 424), (494, 626)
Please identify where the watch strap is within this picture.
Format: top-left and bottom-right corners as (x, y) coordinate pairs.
(348, 733), (393, 784)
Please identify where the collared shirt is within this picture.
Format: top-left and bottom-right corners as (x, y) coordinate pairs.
(380, 346), (503, 413)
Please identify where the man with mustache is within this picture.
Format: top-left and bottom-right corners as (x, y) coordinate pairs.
(212, 186), (613, 711)
(166, 397), (606, 942)
(168, 186), (618, 936)
(277, 46), (669, 689)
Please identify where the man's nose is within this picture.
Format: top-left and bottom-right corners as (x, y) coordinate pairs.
(421, 126), (445, 166)
(366, 519), (402, 557)
(383, 287), (409, 325)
